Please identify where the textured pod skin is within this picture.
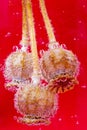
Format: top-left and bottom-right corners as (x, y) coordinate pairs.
(4, 50), (33, 82)
(40, 47), (80, 93)
(14, 84), (58, 125)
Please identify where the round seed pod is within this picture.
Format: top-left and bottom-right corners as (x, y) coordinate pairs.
(14, 84), (58, 125)
(40, 47), (80, 93)
(4, 50), (33, 86)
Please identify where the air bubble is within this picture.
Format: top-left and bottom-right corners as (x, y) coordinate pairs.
(40, 27), (42, 30)
(40, 50), (45, 57)
(5, 32), (11, 37)
(0, 64), (3, 71)
(83, 5), (86, 8)
(58, 118), (62, 121)
(78, 20), (82, 24)
(81, 85), (87, 88)
(16, 34), (19, 36)
(76, 121), (79, 125)
(73, 37), (77, 41)
(16, 12), (20, 15)
(21, 45), (27, 52)
(62, 10), (65, 13)
(61, 44), (67, 49)
(71, 114), (78, 118)
(14, 116), (17, 121)
(48, 42), (59, 49)
(13, 12), (20, 15)
(41, 41), (45, 44)
(13, 46), (19, 51)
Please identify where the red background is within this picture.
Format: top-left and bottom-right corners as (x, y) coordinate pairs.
(0, 0), (87, 130)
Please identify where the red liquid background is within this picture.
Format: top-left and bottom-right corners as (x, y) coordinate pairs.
(0, 0), (87, 130)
